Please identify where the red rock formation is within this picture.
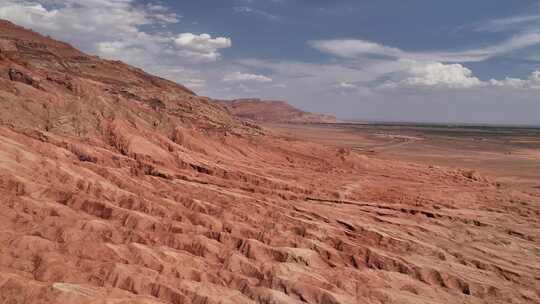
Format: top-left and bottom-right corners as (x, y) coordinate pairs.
(218, 99), (338, 123)
(0, 19), (539, 304)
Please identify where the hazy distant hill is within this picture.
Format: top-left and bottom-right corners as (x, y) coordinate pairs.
(218, 98), (338, 123)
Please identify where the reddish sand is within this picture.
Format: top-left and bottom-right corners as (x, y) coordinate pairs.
(1, 20), (539, 304)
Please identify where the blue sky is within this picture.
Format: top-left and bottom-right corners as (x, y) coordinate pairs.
(1, 0), (540, 124)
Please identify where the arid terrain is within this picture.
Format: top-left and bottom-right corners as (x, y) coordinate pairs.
(1, 19), (539, 304)
(267, 123), (540, 189)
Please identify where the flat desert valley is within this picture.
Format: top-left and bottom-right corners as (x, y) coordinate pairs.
(267, 123), (540, 189)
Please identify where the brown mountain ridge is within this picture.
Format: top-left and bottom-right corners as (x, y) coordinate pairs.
(217, 99), (338, 124)
(0, 19), (539, 304)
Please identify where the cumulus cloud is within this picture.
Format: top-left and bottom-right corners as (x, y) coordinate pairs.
(174, 33), (231, 62)
(386, 61), (484, 89)
(490, 70), (540, 89)
(174, 33), (231, 52)
(222, 71), (273, 83)
(378, 61), (540, 90)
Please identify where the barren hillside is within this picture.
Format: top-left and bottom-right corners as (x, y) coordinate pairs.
(0, 20), (539, 304)
(218, 99), (338, 123)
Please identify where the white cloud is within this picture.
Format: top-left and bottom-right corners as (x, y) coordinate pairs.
(222, 71), (272, 83)
(388, 61), (484, 89)
(236, 58), (380, 99)
(490, 70), (540, 89)
(379, 61), (540, 90)
(233, 6), (279, 21)
(239, 57), (540, 94)
(174, 33), (231, 52)
(482, 15), (540, 31)
(0, 0), (179, 34)
(310, 33), (540, 63)
(335, 82), (359, 89)
(310, 39), (404, 59)
(307, 23), (540, 92)
(146, 3), (169, 12)
(173, 33), (231, 62)
(473, 13), (540, 33)
(306, 8), (540, 93)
